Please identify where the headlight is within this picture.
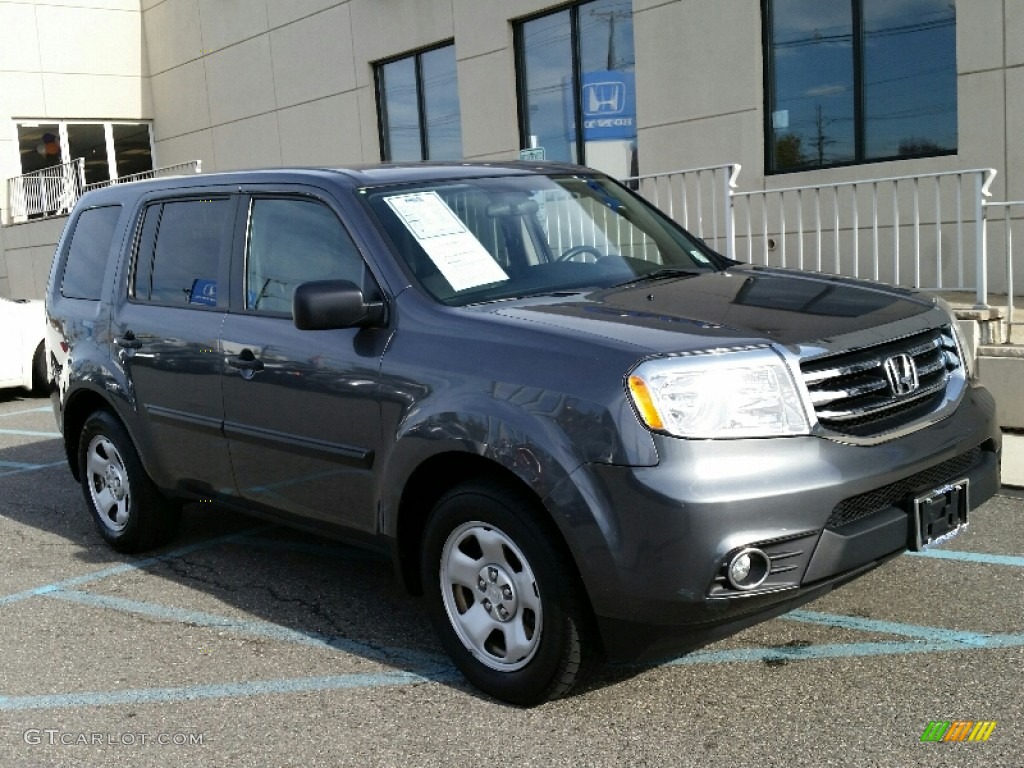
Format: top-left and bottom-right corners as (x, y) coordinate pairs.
(626, 347), (812, 438)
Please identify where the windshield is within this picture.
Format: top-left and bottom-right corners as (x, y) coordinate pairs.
(363, 173), (721, 306)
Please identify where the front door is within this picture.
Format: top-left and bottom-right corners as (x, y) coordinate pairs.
(221, 195), (391, 532)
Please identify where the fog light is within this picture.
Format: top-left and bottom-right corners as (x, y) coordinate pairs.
(726, 548), (770, 590)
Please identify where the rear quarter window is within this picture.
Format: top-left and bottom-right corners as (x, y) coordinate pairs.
(60, 205), (122, 300)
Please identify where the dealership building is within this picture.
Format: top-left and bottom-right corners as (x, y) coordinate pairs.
(1, 0), (1022, 362)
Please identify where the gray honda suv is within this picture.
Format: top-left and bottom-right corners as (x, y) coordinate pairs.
(45, 162), (1000, 705)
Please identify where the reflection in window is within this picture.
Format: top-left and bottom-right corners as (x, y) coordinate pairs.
(61, 205), (122, 301)
(376, 43), (463, 162)
(516, 0), (637, 178)
(134, 199), (232, 306)
(766, 0), (957, 172)
(246, 198), (364, 314)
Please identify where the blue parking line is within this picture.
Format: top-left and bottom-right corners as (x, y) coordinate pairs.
(0, 405), (51, 417)
(0, 525), (275, 606)
(0, 428), (61, 438)
(0, 460), (66, 477)
(48, 589), (448, 668)
(783, 609), (995, 647)
(0, 670), (461, 712)
(667, 639), (969, 666)
(907, 549), (1024, 567)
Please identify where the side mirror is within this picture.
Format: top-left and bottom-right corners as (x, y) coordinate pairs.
(292, 280), (385, 331)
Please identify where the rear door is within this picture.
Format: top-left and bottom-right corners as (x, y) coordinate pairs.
(110, 192), (237, 494)
(220, 191), (392, 532)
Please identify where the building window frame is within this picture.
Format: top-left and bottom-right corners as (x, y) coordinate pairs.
(513, 0), (637, 177)
(762, 0), (958, 174)
(514, 4), (586, 164)
(374, 41), (462, 162)
(14, 119), (155, 186)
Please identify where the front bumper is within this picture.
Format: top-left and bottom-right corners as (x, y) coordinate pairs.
(549, 384), (1000, 662)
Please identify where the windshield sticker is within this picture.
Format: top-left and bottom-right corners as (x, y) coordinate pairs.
(690, 250), (711, 264)
(384, 192), (510, 292)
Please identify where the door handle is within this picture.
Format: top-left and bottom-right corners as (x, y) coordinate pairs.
(228, 350), (264, 373)
(114, 330), (142, 349)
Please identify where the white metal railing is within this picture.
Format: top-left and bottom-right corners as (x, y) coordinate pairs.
(732, 169), (997, 309)
(5, 158), (86, 224)
(4, 159), (203, 226)
(627, 164), (1001, 310)
(983, 199), (1023, 341)
(624, 164), (740, 261)
(84, 159), (202, 192)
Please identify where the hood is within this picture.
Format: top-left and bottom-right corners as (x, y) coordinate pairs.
(489, 266), (938, 353)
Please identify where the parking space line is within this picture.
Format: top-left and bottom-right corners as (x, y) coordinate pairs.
(0, 670), (461, 712)
(782, 609), (995, 646)
(0, 405), (51, 417)
(0, 525), (275, 606)
(0, 428), (62, 438)
(907, 549), (1024, 567)
(666, 639), (972, 666)
(0, 460), (67, 478)
(48, 588), (449, 668)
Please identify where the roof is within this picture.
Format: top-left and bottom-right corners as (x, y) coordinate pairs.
(74, 161), (598, 207)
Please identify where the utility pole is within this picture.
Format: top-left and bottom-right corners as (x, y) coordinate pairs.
(814, 105), (836, 165)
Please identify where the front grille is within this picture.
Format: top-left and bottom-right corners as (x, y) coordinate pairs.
(826, 446), (984, 529)
(800, 326), (961, 437)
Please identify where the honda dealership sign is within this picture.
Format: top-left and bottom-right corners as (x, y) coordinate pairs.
(581, 71), (635, 141)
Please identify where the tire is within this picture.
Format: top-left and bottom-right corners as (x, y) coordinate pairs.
(30, 342), (47, 396)
(78, 410), (181, 553)
(421, 480), (600, 705)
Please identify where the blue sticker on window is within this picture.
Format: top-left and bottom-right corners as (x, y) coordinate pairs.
(190, 279), (217, 306)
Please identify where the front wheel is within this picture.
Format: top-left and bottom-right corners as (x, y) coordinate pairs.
(78, 411), (181, 553)
(421, 480), (600, 705)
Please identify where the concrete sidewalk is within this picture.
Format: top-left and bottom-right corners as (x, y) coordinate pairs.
(1004, 431), (1024, 488)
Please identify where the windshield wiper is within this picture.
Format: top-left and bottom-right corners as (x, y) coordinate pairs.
(614, 268), (706, 287)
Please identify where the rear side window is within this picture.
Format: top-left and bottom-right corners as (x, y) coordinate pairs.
(246, 198), (365, 314)
(133, 198), (233, 306)
(61, 205), (122, 300)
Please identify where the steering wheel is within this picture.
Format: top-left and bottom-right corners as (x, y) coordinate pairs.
(557, 244), (605, 263)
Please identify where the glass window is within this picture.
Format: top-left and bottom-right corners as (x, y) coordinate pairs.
(61, 205), (122, 300)
(17, 123), (62, 176)
(67, 124), (110, 186)
(365, 172), (719, 307)
(134, 199), (232, 306)
(15, 121), (152, 181)
(516, 0), (637, 178)
(246, 198), (364, 314)
(377, 43), (463, 162)
(766, 0), (957, 172)
(112, 124), (155, 179)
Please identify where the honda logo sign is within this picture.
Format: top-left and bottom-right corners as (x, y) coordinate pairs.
(884, 353), (919, 396)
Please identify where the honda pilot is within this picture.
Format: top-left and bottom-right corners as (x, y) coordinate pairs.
(45, 162), (1001, 705)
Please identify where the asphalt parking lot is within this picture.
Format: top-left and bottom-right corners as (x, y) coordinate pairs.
(0, 391), (1021, 768)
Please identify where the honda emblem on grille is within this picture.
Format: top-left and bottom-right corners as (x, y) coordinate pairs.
(884, 353), (919, 396)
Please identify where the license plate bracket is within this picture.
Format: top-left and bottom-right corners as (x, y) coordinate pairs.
(910, 478), (969, 551)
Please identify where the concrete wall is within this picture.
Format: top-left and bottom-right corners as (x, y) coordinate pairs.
(0, 0), (149, 298)
(0, 0), (152, 195)
(0, 216), (64, 299)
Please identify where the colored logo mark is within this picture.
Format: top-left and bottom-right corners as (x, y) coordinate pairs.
(920, 721), (996, 742)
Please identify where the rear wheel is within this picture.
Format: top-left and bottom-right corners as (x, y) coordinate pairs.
(78, 411), (181, 553)
(421, 480), (599, 705)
